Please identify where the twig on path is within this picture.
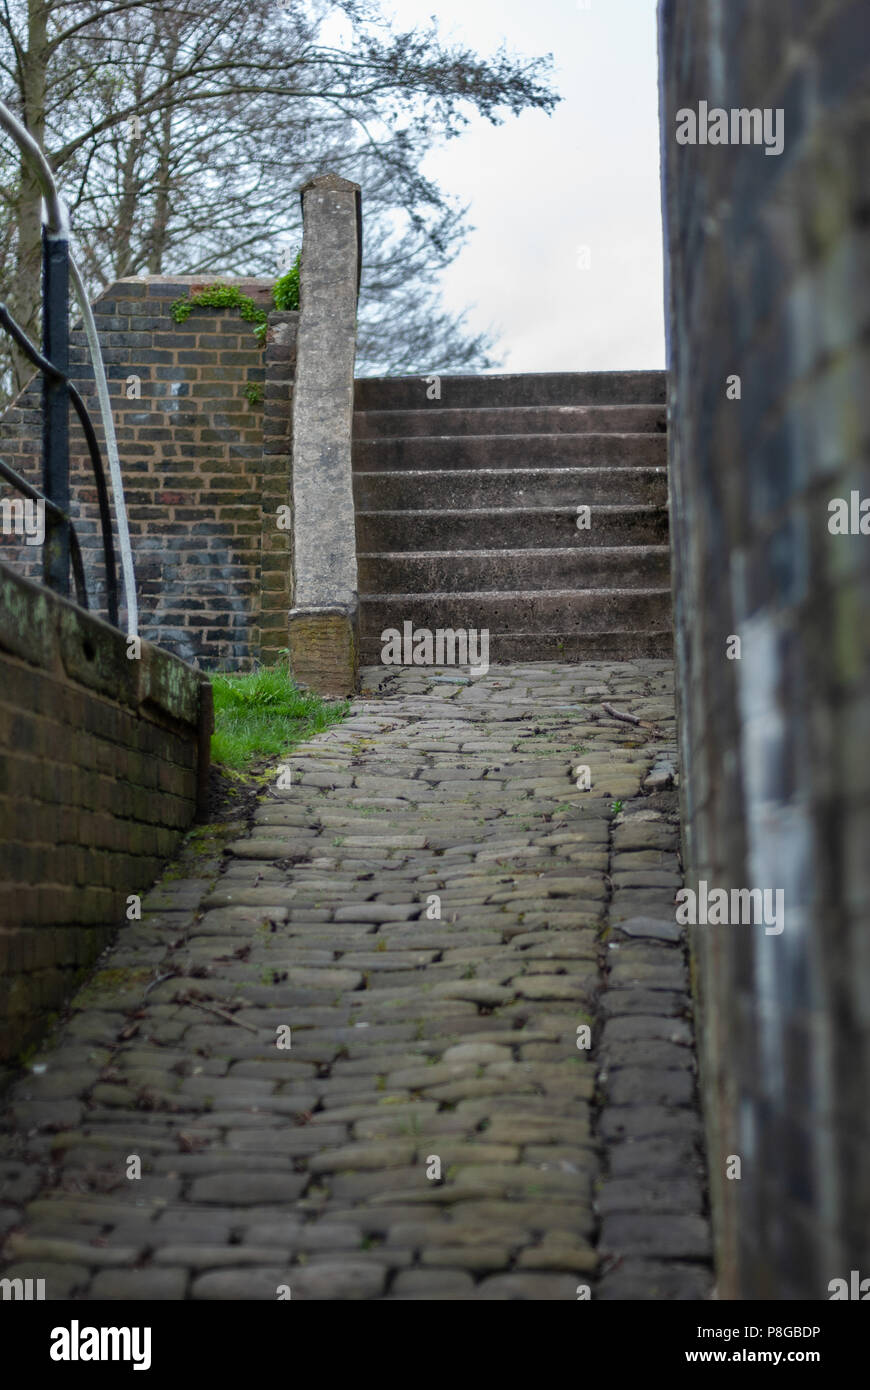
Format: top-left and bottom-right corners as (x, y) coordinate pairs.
(191, 999), (259, 1033)
(602, 701), (642, 726)
(175, 990), (259, 1033)
(601, 702), (665, 737)
(144, 970), (177, 997)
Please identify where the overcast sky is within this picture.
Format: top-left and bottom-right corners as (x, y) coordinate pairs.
(383, 0), (665, 372)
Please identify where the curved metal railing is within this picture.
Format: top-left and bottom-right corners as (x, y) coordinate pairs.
(0, 301), (119, 626)
(0, 99), (137, 635)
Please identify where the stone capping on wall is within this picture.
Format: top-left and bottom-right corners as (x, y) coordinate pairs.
(0, 561), (212, 804)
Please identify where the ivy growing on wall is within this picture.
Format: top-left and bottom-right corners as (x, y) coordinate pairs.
(171, 282), (269, 341)
(171, 252), (301, 346)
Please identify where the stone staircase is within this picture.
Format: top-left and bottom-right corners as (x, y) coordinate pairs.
(352, 371), (671, 664)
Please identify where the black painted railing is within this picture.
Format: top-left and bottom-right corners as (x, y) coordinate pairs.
(0, 103), (124, 630)
(0, 299), (119, 626)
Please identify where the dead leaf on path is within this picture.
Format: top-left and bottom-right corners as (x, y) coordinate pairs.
(177, 1133), (208, 1153)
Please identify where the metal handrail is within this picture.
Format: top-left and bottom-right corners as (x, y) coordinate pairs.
(0, 302), (119, 626)
(0, 99), (136, 635)
(0, 106), (67, 237)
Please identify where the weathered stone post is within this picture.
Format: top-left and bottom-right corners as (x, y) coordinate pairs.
(287, 173), (362, 696)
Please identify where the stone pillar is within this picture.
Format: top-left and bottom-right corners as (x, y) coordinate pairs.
(287, 173), (361, 696)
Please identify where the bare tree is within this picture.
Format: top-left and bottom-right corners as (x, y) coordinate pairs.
(0, 0), (558, 394)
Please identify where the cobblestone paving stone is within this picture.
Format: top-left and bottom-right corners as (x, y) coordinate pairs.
(0, 661), (713, 1300)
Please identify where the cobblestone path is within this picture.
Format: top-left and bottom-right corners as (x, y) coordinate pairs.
(0, 662), (712, 1300)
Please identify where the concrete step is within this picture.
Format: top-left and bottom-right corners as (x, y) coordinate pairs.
(352, 369), (671, 664)
(356, 547), (672, 594)
(360, 589), (672, 638)
(353, 467), (667, 511)
(356, 505), (669, 552)
(359, 590), (673, 667)
(354, 371), (667, 410)
(360, 629), (673, 664)
(353, 404), (666, 440)
(353, 431), (667, 472)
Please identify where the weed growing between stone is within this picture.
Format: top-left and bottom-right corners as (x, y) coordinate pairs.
(207, 663), (347, 768)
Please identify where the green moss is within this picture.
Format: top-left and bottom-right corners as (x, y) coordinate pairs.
(183, 824), (225, 857)
(74, 966), (153, 1007)
(170, 255), (300, 348)
(159, 861), (188, 882)
(171, 283), (270, 342)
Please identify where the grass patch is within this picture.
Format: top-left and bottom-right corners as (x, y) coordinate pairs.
(207, 663), (347, 769)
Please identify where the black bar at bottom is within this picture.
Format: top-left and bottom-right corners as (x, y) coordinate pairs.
(0, 1295), (865, 1376)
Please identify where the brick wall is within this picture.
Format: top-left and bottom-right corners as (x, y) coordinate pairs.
(0, 277), (294, 671)
(659, 0), (870, 1297)
(0, 560), (211, 1074)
